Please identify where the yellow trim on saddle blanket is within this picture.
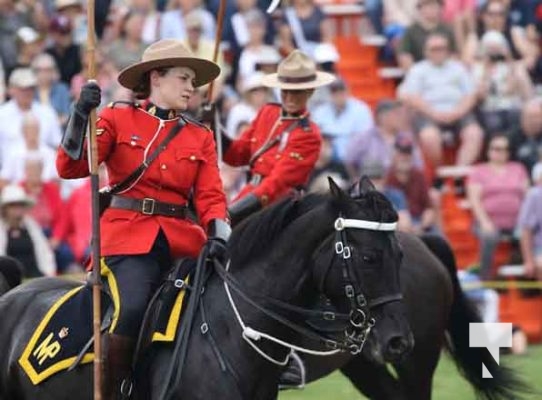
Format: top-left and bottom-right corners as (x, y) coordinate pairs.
(18, 287), (95, 385)
(152, 277), (189, 342)
(100, 258), (120, 333)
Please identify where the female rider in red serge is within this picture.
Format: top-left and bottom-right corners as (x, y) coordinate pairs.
(56, 39), (230, 399)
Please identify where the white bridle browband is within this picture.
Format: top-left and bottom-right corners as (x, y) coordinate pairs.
(334, 217), (397, 232)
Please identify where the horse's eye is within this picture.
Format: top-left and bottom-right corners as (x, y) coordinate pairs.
(362, 254), (375, 263)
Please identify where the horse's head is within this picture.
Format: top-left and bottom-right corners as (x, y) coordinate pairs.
(312, 177), (413, 363)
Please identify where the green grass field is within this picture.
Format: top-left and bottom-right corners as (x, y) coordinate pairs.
(279, 346), (542, 399)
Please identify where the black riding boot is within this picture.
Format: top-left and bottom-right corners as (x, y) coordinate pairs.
(103, 334), (135, 400)
(278, 351), (306, 390)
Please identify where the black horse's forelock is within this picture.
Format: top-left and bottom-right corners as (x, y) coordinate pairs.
(350, 189), (399, 224)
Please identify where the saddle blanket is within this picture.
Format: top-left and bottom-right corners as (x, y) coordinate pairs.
(18, 270), (189, 385)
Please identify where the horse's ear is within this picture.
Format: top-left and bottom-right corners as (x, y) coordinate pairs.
(328, 176), (346, 198)
(348, 180), (362, 198)
(359, 175), (376, 195)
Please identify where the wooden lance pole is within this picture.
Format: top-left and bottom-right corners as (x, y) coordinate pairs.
(206, 0), (227, 163)
(85, 0), (103, 398)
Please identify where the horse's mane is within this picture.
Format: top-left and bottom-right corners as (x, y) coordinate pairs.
(229, 186), (398, 266)
(229, 193), (330, 266)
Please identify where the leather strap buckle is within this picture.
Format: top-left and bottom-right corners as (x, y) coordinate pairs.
(141, 198), (156, 215)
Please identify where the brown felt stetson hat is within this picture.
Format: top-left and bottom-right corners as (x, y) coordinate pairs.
(261, 50), (335, 90)
(118, 39), (220, 90)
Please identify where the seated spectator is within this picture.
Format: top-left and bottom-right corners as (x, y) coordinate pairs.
(160, 0), (216, 41)
(129, 0), (161, 44)
(397, 0), (457, 71)
(105, 10), (146, 71)
(0, 113), (58, 185)
(466, 134), (529, 279)
(226, 0), (275, 56)
(182, 10), (225, 101)
(226, 72), (269, 139)
(278, 0), (333, 59)
(55, 0), (87, 46)
(70, 45), (118, 105)
(518, 163), (542, 280)
(12, 26), (43, 74)
(237, 9), (279, 84)
(45, 15), (82, 86)
(386, 136), (438, 234)
(345, 99), (424, 179)
(399, 32), (483, 168)
(31, 53), (72, 127)
(307, 133), (350, 193)
(442, 0), (477, 53)
(0, 68), (62, 167)
(0, 184), (55, 277)
(362, 160), (413, 232)
(463, 0), (539, 71)
(381, 0), (418, 61)
(253, 47), (281, 102)
(21, 157), (73, 273)
(517, 162), (542, 280)
(509, 98), (542, 176)
(472, 30), (534, 133)
(0, 0), (31, 79)
(312, 78), (374, 163)
(308, 42), (339, 110)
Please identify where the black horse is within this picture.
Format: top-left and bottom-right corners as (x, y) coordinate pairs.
(0, 178), (413, 400)
(299, 233), (527, 400)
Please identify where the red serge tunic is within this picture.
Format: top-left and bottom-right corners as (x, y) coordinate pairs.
(56, 102), (227, 259)
(223, 103), (322, 205)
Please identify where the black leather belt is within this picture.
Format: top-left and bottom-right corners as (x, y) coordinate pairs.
(110, 195), (187, 218)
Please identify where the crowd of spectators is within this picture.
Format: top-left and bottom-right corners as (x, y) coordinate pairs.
(0, 0), (541, 282)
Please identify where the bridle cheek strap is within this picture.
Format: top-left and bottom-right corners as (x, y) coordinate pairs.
(335, 217), (397, 232)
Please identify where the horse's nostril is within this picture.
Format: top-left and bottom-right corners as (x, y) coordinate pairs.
(387, 336), (408, 355)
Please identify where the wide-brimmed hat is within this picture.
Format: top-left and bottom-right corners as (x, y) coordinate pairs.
(0, 185), (34, 208)
(118, 39), (220, 90)
(261, 50), (335, 90)
(9, 68), (38, 88)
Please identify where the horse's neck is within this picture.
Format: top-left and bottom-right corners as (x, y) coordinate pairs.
(235, 208), (334, 304)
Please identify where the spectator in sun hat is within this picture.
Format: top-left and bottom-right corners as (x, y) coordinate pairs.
(0, 184), (56, 278)
(12, 26), (44, 75)
(312, 77), (374, 163)
(226, 72), (270, 138)
(45, 15), (82, 85)
(308, 42), (340, 110)
(345, 99), (423, 180)
(0, 68), (62, 167)
(54, 0), (87, 45)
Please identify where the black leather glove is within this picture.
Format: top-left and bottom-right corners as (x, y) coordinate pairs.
(206, 219), (231, 263)
(76, 81), (101, 115)
(228, 193), (262, 226)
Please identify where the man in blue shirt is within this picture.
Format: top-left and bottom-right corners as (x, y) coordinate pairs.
(311, 78), (374, 162)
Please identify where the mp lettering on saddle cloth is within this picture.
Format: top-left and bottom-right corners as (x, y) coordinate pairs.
(469, 323), (513, 378)
(18, 274), (189, 385)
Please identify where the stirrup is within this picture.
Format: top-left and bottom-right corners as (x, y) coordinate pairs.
(278, 351), (306, 390)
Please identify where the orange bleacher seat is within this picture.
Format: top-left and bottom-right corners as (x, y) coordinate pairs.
(499, 281), (542, 343)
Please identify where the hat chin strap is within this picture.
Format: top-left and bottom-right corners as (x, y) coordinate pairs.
(334, 217), (397, 232)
